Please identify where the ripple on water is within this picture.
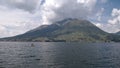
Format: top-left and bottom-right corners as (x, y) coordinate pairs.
(81, 57), (115, 68)
(0, 67), (5, 68)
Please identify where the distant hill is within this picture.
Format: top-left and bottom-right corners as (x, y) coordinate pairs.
(0, 19), (120, 42)
(116, 31), (120, 35)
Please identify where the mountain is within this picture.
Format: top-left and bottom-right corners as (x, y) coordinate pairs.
(116, 31), (120, 35)
(0, 19), (120, 42)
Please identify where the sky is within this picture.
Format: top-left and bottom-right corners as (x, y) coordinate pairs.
(0, 0), (120, 38)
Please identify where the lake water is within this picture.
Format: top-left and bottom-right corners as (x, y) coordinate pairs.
(0, 42), (120, 68)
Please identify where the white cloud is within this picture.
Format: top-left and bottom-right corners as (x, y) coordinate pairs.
(96, 8), (104, 21)
(0, 0), (41, 12)
(111, 8), (120, 17)
(95, 8), (120, 33)
(95, 23), (102, 27)
(100, 23), (120, 33)
(0, 0), (46, 38)
(94, 22), (118, 33)
(108, 8), (120, 28)
(41, 0), (97, 24)
(0, 5), (42, 38)
(108, 19), (118, 25)
(101, 0), (108, 3)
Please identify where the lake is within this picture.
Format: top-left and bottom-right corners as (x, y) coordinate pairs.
(0, 42), (120, 68)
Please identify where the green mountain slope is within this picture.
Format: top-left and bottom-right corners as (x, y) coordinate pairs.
(0, 19), (120, 42)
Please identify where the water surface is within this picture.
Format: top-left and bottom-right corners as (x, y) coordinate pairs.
(0, 42), (120, 68)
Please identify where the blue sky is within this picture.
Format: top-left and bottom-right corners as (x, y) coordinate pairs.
(0, 0), (120, 38)
(95, 0), (120, 20)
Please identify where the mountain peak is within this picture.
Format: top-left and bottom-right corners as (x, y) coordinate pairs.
(116, 31), (120, 35)
(54, 18), (93, 27)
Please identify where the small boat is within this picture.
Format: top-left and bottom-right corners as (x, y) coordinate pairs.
(31, 43), (35, 47)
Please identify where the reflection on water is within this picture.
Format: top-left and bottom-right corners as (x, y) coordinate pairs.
(0, 42), (120, 68)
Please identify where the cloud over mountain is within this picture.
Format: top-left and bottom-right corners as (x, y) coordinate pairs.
(41, 0), (97, 24)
